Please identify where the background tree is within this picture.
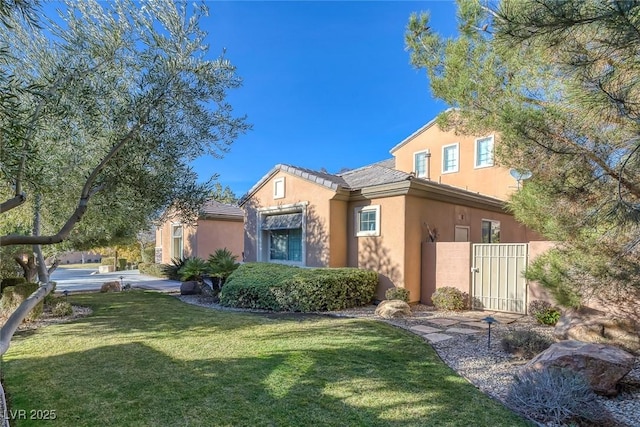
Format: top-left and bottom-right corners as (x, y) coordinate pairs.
(0, 0), (249, 355)
(210, 182), (239, 205)
(405, 0), (640, 315)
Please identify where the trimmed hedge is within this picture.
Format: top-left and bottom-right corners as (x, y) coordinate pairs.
(101, 257), (115, 266)
(0, 282), (43, 321)
(138, 263), (168, 278)
(1, 277), (27, 293)
(219, 263), (377, 312)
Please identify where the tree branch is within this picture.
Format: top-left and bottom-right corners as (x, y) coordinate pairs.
(0, 282), (55, 356)
(0, 192), (26, 214)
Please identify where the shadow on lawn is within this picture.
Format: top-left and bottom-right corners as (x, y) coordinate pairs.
(3, 340), (526, 427)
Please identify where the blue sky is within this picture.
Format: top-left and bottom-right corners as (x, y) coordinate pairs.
(195, 1), (459, 197)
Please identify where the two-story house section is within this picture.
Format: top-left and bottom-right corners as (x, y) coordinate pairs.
(389, 115), (515, 201)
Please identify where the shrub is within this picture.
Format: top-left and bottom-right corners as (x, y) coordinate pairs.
(535, 307), (561, 326)
(43, 282), (58, 306)
(220, 263), (377, 311)
(0, 282), (43, 321)
(117, 258), (128, 271)
(138, 263), (167, 278)
(101, 257), (115, 266)
(51, 301), (73, 317)
(506, 368), (611, 425)
(1, 277), (27, 293)
(162, 257), (193, 281)
(501, 330), (553, 359)
(178, 257), (209, 282)
(207, 248), (239, 283)
(431, 286), (468, 311)
(385, 287), (410, 302)
(528, 300), (552, 317)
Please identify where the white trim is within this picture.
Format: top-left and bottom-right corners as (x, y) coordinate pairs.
(355, 205), (381, 237)
(441, 143), (459, 174)
(273, 177), (285, 199)
(413, 149), (430, 179)
(474, 135), (495, 169)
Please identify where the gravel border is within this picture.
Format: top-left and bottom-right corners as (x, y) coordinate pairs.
(177, 296), (640, 427)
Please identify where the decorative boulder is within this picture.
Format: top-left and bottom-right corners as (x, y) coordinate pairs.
(375, 300), (412, 319)
(180, 281), (201, 296)
(100, 281), (121, 293)
(520, 340), (635, 396)
(554, 309), (640, 355)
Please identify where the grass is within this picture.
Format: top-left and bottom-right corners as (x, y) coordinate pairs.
(2, 291), (531, 426)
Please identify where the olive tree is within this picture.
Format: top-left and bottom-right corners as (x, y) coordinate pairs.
(0, 0), (249, 355)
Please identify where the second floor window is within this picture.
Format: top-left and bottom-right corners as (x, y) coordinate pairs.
(442, 143), (459, 173)
(475, 136), (494, 168)
(414, 151), (430, 178)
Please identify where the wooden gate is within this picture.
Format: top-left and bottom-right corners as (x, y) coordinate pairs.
(471, 244), (528, 313)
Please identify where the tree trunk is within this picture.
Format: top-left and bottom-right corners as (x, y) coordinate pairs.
(14, 255), (38, 282)
(0, 282), (55, 356)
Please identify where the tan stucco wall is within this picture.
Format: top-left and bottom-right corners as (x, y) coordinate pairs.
(347, 196), (406, 300)
(329, 199), (348, 267)
(392, 124), (515, 200)
(243, 170), (338, 267)
(155, 217), (243, 264)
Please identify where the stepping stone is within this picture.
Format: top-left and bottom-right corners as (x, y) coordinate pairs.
(446, 315), (482, 322)
(445, 327), (482, 335)
(423, 333), (454, 343)
(427, 318), (459, 327)
(410, 325), (441, 334)
(461, 322), (489, 329)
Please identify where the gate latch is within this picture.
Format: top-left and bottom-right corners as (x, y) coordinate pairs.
(471, 267), (480, 273)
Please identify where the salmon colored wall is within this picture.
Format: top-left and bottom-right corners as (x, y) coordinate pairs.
(329, 199), (348, 267)
(421, 242), (472, 304)
(194, 219), (244, 261)
(392, 124), (515, 200)
(347, 196), (406, 300)
(155, 218), (243, 265)
(243, 170), (337, 267)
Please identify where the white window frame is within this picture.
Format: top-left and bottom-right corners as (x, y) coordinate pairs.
(273, 177), (285, 199)
(474, 135), (495, 168)
(413, 150), (430, 179)
(355, 205), (381, 237)
(170, 223), (184, 259)
(442, 143), (459, 174)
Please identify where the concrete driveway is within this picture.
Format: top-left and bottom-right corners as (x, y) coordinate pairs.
(51, 267), (181, 293)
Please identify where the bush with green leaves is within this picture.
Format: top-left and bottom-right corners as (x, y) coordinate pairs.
(385, 287), (410, 302)
(220, 263), (377, 311)
(527, 300), (552, 317)
(138, 263), (167, 278)
(207, 248), (239, 282)
(51, 301), (73, 317)
(117, 258), (128, 271)
(1, 276), (27, 293)
(0, 282), (43, 321)
(431, 286), (468, 311)
(162, 257), (193, 281)
(535, 307), (561, 326)
(506, 368), (611, 425)
(501, 330), (553, 359)
(178, 257), (209, 282)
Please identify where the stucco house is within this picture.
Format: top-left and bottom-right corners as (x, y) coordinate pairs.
(155, 200), (244, 264)
(241, 115), (547, 308)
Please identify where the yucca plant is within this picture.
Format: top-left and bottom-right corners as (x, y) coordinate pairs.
(161, 257), (193, 281)
(177, 257), (210, 282)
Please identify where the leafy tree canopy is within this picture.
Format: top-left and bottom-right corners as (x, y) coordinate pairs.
(0, 0), (250, 249)
(406, 0), (640, 309)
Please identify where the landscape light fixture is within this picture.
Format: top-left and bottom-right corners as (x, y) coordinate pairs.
(482, 316), (498, 350)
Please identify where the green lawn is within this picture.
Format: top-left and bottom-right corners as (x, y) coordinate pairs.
(2, 292), (530, 426)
